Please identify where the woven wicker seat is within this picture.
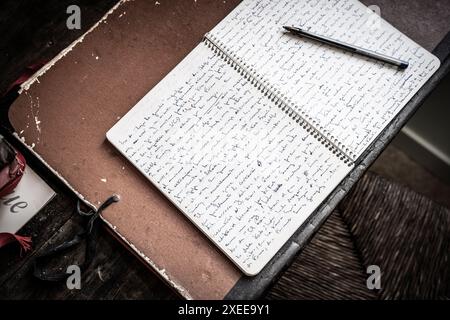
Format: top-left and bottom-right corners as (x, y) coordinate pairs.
(267, 172), (450, 299)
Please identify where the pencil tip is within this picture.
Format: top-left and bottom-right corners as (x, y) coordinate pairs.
(399, 62), (409, 70)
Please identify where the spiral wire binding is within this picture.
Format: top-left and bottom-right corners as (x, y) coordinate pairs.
(203, 34), (354, 166)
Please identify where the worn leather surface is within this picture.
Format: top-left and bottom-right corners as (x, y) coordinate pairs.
(8, 0), (241, 300)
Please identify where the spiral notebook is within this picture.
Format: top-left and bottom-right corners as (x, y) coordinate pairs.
(106, 0), (439, 275)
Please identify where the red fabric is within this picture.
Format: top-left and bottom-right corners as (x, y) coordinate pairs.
(0, 152), (30, 253)
(5, 62), (47, 95)
(0, 62), (45, 253)
(0, 233), (32, 254)
(0, 152), (26, 198)
(0, 62), (46, 254)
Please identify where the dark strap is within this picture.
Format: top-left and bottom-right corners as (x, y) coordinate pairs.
(33, 195), (119, 282)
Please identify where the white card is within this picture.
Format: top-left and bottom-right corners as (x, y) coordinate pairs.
(0, 167), (55, 233)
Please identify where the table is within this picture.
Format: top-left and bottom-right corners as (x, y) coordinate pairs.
(0, 0), (449, 299)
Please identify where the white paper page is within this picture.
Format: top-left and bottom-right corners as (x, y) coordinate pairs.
(0, 167), (55, 233)
(207, 0), (440, 160)
(107, 42), (352, 275)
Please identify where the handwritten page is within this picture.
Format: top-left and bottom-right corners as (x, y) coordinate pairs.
(107, 43), (352, 275)
(207, 0), (440, 160)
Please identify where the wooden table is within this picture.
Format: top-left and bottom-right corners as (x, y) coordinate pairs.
(0, 0), (449, 299)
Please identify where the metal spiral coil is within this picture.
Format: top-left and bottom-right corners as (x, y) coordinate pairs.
(203, 34), (353, 166)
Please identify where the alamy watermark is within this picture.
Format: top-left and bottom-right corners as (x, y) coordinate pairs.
(366, 265), (381, 290)
(66, 265), (81, 290)
(66, 5), (81, 30)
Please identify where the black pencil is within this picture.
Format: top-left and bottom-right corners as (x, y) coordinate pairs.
(283, 26), (409, 70)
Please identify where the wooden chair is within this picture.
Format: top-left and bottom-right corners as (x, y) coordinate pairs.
(267, 172), (450, 299)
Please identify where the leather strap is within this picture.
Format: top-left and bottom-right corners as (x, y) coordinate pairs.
(33, 195), (119, 281)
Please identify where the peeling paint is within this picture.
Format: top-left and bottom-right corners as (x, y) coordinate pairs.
(24, 92), (42, 143)
(19, 0), (133, 93)
(12, 132), (97, 210)
(101, 217), (193, 300)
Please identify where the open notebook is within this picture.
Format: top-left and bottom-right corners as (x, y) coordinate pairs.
(107, 0), (439, 275)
